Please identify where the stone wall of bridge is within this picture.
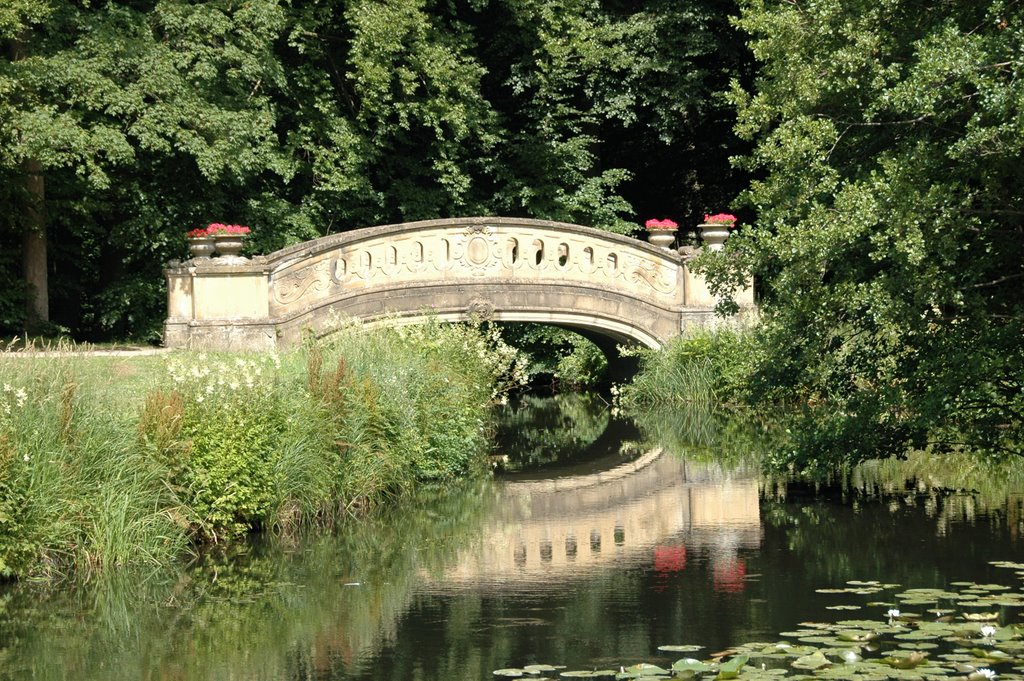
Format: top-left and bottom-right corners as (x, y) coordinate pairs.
(164, 217), (754, 351)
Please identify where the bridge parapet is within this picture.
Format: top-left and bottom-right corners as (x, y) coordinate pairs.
(164, 217), (752, 351)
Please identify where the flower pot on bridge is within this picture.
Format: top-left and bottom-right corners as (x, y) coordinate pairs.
(213, 234), (246, 260)
(187, 236), (216, 260)
(698, 224), (730, 251)
(644, 219), (678, 250)
(646, 229), (677, 250)
(699, 213), (737, 251)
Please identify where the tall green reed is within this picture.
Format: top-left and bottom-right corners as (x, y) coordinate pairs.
(617, 328), (753, 409)
(0, 319), (524, 580)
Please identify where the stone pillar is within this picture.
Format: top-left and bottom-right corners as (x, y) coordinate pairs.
(163, 259), (277, 350)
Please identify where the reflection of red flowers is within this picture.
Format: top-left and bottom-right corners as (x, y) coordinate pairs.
(654, 545), (687, 573)
(713, 559), (746, 593)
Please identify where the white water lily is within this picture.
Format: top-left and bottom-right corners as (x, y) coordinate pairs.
(976, 669), (997, 680)
(887, 608), (901, 620)
(980, 625), (997, 638)
(840, 650), (862, 664)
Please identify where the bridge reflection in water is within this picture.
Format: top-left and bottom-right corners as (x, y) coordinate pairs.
(423, 449), (761, 591)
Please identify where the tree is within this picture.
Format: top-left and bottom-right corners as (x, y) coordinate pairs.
(0, 0), (290, 339)
(700, 0), (1024, 467)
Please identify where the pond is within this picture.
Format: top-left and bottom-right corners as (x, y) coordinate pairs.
(2, 394), (1024, 680)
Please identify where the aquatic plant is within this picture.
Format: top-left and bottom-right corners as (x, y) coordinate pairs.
(493, 562), (1024, 680)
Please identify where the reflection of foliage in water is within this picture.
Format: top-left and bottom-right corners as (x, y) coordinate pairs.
(758, 452), (1024, 590)
(0, 478), (494, 681)
(491, 392), (611, 471)
(852, 451), (1024, 508)
(629, 404), (774, 471)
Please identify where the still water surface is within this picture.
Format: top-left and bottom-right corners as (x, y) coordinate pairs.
(2, 394), (1023, 680)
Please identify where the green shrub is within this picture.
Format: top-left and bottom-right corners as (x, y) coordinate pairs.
(618, 328), (755, 408)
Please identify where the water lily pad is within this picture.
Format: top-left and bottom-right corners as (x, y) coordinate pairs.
(882, 651), (929, 669)
(525, 665), (566, 674)
(837, 620), (896, 628)
(717, 655), (749, 680)
(827, 605), (863, 611)
(797, 635), (843, 644)
(895, 631), (942, 641)
(971, 648), (1014, 661)
(963, 613), (1001, 621)
(560, 671), (617, 678)
(619, 663), (670, 678)
(672, 659), (711, 676)
(658, 645), (704, 653)
(992, 562), (1024, 570)
(495, 669), (526, 677)
(792, 652), (831, 670)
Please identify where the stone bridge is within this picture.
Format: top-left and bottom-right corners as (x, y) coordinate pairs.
(163, 216), (752, 352)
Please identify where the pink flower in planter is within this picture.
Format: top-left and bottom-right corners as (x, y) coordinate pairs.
(702, 213), (738, 227)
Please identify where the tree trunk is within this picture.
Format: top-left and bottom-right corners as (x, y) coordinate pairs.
(23, 158), (49, 331)
(10, 36), (49, 332)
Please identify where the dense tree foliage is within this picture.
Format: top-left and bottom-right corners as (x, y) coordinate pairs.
(0, 0), (747, 340)
(700, 0), (1024, 466)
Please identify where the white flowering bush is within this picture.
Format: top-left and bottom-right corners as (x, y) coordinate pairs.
(145, 353), (287, 540)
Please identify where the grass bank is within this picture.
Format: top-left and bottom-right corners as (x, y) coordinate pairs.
(0, 321), (525, 580)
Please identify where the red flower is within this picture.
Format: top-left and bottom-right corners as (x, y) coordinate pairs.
(206, 223), (251, 235)
(644, 218), (679, 230)
(702, 213), (738, 227)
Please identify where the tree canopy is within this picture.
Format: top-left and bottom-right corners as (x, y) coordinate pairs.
(700, 0), (1024, 465)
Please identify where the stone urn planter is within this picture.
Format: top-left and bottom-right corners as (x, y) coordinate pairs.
(213, 233), (247, 260)
(699, 223), (731, 251)
(187, 236), (216, 260)
(205, 223), (251, 262)
(646, 228), (677, 250)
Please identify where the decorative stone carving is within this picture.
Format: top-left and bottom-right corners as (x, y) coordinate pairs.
(467, 299), (495, 320)
(629, 260), (676, 294)
(454, 225), (501, 277)
(273, 259), (334, 305)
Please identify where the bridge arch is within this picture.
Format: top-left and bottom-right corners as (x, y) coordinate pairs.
(164, 217), (751, 351)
